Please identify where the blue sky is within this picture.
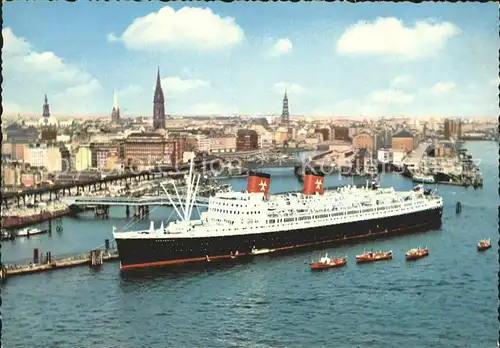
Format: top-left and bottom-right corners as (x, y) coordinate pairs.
(3, 3), (498, 117)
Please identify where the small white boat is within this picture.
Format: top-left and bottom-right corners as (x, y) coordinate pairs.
(412, 174), (435, 184)
(16, 227), (48, 237)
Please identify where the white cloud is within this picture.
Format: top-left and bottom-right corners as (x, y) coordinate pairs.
(273, 82), (308, 95)
(369, 89), (415, 104)
(391, 74), (412, 87)
(429, 82), (455, 94)
(53, 79), (104, 113)
(337, 17), (460, 59)
(118, 6), (244, 51)
(107, 33), (118, 42)
(160, 77), (210, 93)
(490, 77), (500, 86)
(2, 28), (31, 57)
(270, 38), (292, 56)
(2, 27), (101, 114)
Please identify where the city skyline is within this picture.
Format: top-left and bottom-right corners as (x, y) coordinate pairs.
(2, 3), (498, 118)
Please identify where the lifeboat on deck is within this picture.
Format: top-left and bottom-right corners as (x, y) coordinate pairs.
(310, 253), (347, 270)
(405, 247), (429, 261)
(356, 250), (392, 263)
(477, 239), (491, 251)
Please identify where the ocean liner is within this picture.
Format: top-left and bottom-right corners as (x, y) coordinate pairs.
(113, 161), (443, 271)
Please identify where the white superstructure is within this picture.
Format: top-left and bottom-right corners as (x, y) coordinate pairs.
(114, 184), (443, 240)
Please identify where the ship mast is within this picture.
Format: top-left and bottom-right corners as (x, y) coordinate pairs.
(160, 158), (200, 222)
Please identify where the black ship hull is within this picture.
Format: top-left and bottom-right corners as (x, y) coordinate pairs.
(115, 206), (443, 270)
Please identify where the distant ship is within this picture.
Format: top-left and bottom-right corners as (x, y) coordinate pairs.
(412, 174), (436, 184)
(1, 204), (69, 229)
(113, 162), (444, 271)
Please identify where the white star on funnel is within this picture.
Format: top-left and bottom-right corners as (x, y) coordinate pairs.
(259, 180), (267, 191)
(315, 179), (323, 190)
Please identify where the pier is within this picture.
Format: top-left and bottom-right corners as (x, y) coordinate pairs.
(0, 240), (119, 281)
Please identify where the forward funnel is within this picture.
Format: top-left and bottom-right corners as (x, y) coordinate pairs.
(247, 171), (271, 198)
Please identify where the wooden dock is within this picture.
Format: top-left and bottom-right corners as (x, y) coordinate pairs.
(0, 245), (119, 281)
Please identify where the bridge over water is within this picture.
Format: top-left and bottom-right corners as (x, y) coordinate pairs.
(63, 195), (211, 207)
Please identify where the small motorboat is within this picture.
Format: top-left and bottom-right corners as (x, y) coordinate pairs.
(356, 250), (392, 263)
(16, 227), (48, 238)
(406, 247), (429, 261)
(310, 253), (347, 270)
(477, 239), (491, 251)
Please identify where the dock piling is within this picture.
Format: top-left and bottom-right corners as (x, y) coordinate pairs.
(33, 248), (39, 264)
(456, 201), (462, 214)
(105, 239), (110, 251)
(89, 250), (104, 268)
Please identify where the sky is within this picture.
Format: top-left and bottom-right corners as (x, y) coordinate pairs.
(2, 2), (499, 118)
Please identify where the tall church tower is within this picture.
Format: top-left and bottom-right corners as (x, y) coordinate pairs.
(280, 90), (292, 139)
(281, 90), (289, 126)
(43, 94), (50, 120)
(111, 88), (121, 123)
(153, 67), (166, 130)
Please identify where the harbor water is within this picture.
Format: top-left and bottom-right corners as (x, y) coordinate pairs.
(1, 142), (498, 347)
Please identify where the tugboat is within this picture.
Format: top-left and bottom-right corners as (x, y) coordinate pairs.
(477, 239), (491, 251)
(310, 253), (347, 270)
(405, 247), (429, 261)
(355, 250), (393, 264)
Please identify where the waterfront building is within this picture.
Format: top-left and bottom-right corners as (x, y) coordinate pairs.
(153, 68), (166, 130)
(352, 129), (375, 153)
(59, 144), (72, 171)
(392, 149), (406, 165)
(25, 144), (62, 172)
(105, 151), (120, 171)
(1, 160), (22, 187)
(209, 136), (237, 153)
(11, 143), (28, 161)
(392, 130), (415, 152)
(274, 127), (289, 144)
(196, 135), (211, 153)
(258, 132), (273, 149)
(20, 172), (41, 187)
(377, 148), (393, 164)
(194, 135), (235, 154)
(333, 126), (350, 141)
(75, 146), (93, 171)
(315, 128), (330, 141)
(236, 129), (259, 151)
(122, 132), (183, 167)
(5, 124), (39, 144)
(88, 143), (119, 169)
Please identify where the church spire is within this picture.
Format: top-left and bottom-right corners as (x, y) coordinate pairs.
(111, 88), (121, 123)
(43, 94), (50, 118)
(113, 88), (119, 110)
(281, 89), (289, 124)
(153, 67), (166, 129)
(154, 67), (164, 104)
